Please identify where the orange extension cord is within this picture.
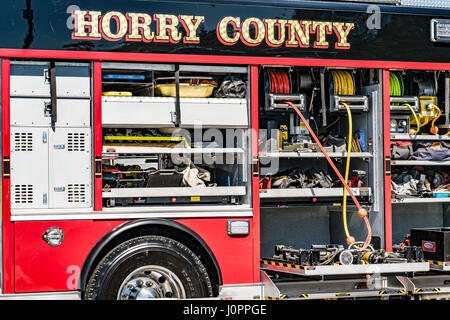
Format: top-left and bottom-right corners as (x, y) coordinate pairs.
(283, 100), (372, 250)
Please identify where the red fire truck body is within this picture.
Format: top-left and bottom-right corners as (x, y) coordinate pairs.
(2, 0), (450, 300)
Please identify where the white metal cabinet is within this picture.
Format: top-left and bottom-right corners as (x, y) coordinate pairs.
(48, 128), (91, 209)
(10, 98), (52, 127)
(102, 97), (176, 128)
(179, 98), (248, 128)
(10, 62), (91, 98)
(10, 98), (91, 128)
(102, 96), (249, 128)
(53, 99), (91, 127)
(10, 61), (93, 212)
(55, 64), (91, 98)
(10, 62), (51, 98)
(10, 127), (49, 209)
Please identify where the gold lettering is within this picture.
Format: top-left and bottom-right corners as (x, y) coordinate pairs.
(217, 17), (241, 45)
(72, 10), (102, 39)
(311, 21), (333, 48)
(333, 22), (355, 49)
(154, 14), (182, 42)
(286, 20), (311, 47)
(265, 19), (287, 47)
(127, 13), (154, 41)
(241, 17), (265, 45)
(180, 15), (205, 43)
(101, 11), (128, 40)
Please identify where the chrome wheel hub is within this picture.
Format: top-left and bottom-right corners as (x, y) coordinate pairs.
(117, 266), (186, 300)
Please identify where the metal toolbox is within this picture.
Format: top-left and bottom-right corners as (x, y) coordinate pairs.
(411, 228), (450, 262)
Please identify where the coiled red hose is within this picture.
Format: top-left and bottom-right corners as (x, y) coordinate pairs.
(268, 69), (290, 94)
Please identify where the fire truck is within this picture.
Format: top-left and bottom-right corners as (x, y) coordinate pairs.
(2, 0), (450, 300)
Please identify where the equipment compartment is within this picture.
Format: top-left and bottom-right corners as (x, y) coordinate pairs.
(258, 65), (388, 278)
(389, 69), (450, 247)
(101, 126), (249, 207)
(100, 62), (252, 209)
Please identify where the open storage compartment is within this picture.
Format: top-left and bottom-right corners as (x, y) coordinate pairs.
(258, 66), (428, 283)
(100, 62), (252, 209)
(389, 69), (450, 259)
(258, 67), (380, 206)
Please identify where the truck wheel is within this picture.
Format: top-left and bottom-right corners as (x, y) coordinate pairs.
(85, 235), (214, 300)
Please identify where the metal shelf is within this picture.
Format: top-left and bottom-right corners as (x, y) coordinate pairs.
(260, 187), (371, 199)
(391, 160), (450, 166)
(260, 152), (373, 159)
(261, 258), (429, 276)
(103, 146), (245, 155)
(428, 260), (450, 271)
(103, 186), (246, 198)
(102, 82), (154, 86)
(265, 278), (407, 300)
(392, 197), (450, 204)
(390, 134), (450, 141)
(102, 96), (246, 103)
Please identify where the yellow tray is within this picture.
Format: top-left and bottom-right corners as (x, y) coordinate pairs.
(155, 83), (216, 98)
(102, 91), (133, 96)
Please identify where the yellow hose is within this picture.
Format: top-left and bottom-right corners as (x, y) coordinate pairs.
(308, 87), (318, 112)
(342, 102), (352, 240)
(319, 116), (341, 132)
(403, 103), (421, 134)
(430, 104), (441, 134)
(330, 70), (356, 240)
(331, 70), (354, 96)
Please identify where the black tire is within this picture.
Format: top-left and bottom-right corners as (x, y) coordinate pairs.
(85, 235), (214, 300)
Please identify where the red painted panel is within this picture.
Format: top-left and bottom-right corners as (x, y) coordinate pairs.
(2, 58), (13, 294)
(383, 70), (392, 252)
(0, 49), (449, 71)
(14, 217), (254, 293)
(250, 65), (260, 283)
(175, 218), (254, 285)
(93, 61), (103, 212)
(14, 220), (124, 293)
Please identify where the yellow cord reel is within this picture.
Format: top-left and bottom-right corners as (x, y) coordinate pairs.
(410, 96), (441, 135)
(330, 70), (355, 96)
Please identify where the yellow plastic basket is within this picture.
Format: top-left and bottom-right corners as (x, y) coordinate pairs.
(155, 83), (216, 98)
